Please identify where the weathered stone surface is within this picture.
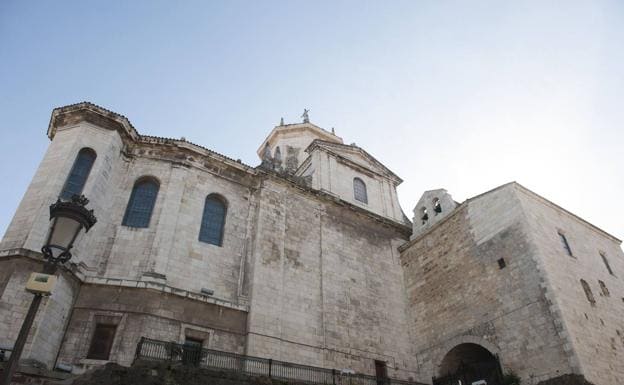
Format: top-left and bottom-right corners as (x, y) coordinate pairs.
(400, 183), (624, 385)
(515, 187), (624, 385)
(0, 103), (412, 382)
(1, 103), (622, 385)
(245, 176), (413, 379)
(56, 284), (247, 369)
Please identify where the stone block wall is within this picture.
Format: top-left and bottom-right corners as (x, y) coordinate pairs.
(246, 176), (415, 380)
(400, 184), (571, 383)
(1, 108), (415, 380)
(56, 284), (247, 370)
(0, 118), (256, 372)
(0, 258), (80, 369)
(0, 119), (257, 303)
(10, 104), (621, 385)
(0, 123), (126, 269)
(516, 187), (624, 385)
(305, 146), (405, 224)
(92, 144), (257, 303)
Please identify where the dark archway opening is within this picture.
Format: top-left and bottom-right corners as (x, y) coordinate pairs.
(433, 343), (503, 385)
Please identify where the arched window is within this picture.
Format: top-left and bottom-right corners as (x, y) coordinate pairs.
(421, 207), (429, 225)
(433, 198), (442, 214)
(580, 279), (595, 306)
(353, 177), (368, 204)
(60, 148), (96, 200)
(199, 194), (227, 246)
(122, 177), (159, 228)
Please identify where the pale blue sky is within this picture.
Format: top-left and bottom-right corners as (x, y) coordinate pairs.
(1, 1), (622, 239)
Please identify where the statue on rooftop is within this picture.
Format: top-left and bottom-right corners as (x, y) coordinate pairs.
(301, 109), (310, 123)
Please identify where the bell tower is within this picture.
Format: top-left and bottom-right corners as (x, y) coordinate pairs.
(411, 189), (457, 239)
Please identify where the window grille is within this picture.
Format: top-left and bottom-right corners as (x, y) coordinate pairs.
(199, 195), (227, 246)
(353, 178), (368, 204)
(60, 148), (96, 200)
(122, 178), (159, 228)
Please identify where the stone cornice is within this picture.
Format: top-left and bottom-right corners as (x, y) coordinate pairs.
(48, 101), (139, 141)
(512, 182), (622, 244)
(82, 277), (248, 312)
(47, 102), (258, 176)
(259, 168), (412, 236)
(0, 249), (248, 312)
(306, 139), (403, 184)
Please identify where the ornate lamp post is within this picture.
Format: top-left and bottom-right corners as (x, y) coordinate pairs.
(1, 195), (96, 385)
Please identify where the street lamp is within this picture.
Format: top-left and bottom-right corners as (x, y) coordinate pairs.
(41, 195), (97, 270)
(1, 195), (96, 385)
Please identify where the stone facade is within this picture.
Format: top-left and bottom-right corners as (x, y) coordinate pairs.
(1, 102), (622, 385)
(515, 187), (624, 385)
(245, 178), (413, 378)
(400, 183), (624, 385)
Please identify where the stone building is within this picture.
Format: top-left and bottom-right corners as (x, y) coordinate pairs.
(0, 102), (622, 385)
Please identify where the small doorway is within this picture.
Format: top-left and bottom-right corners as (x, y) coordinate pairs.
(375, 360), (388, 385)
(86, 324), (117, 360)
(182, 337), (203, 366)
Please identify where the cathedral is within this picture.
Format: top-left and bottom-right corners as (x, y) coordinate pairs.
(0, 102), (622, 385)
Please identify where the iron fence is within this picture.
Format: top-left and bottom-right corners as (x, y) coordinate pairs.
(135, 337), (423, 385)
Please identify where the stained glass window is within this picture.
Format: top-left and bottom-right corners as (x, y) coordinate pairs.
(353, 177), (368, 204)
(199, 195), (227, 246)
(60, 148), (96, 200)
(122, 178), (159, 228)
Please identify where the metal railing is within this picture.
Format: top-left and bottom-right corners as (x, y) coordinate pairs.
(135, 337), (424, 385)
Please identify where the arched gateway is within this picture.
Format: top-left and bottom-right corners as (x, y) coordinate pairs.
(433, 343), (503, 385)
